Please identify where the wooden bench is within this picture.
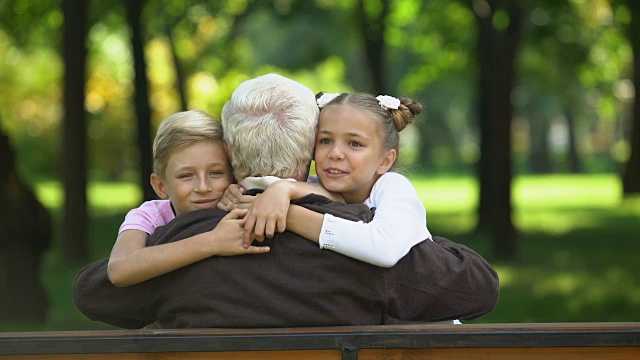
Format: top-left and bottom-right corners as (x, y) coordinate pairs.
(1, 322), (639, 359)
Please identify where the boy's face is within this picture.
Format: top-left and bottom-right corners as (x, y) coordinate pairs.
(151, 140), (233, 216)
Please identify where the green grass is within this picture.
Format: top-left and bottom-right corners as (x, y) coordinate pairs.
(411, 173), (640, 323)
(2, 173), (639, 331)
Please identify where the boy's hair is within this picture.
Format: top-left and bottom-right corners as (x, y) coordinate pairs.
(319, 93), (422, 157)
(221, 73), (319, 181)
(153, 109), (224, 178)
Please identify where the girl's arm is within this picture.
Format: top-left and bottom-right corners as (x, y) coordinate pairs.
(108, 209), (269, 287)
(242, 180), (344, 243)
(286, 173), (430, 268)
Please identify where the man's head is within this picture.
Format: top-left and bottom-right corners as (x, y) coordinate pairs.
(221, 73), (319, 182)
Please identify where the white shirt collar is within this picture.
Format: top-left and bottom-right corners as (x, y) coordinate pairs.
(239, 176), (296, 190)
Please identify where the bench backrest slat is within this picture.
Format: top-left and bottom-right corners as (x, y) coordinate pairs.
(1, 322), (639, 359)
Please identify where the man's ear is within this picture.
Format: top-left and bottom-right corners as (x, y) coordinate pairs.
(376, 149), (397, 175)
(223, 141), (231, 161)
(150, 173), (169, 199)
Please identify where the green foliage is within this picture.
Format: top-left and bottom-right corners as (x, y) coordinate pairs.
(2, 0), (637, 180)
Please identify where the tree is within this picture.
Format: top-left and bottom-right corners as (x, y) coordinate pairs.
(356, 0), (391, 92)
(620, 0), (640, 194)
(470, 0), (524, 260)
(0, 127), (51, 323)
(126, 0), (155, 202)
(61, 0), (89, 262)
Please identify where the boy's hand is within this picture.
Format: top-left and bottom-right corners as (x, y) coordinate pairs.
(242, 181), (292, 247)
(211, 208), (270, 255)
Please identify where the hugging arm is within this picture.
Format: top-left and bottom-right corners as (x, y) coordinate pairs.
(108, 209), (268, 287)
(290, 195), (499, 322)
(384, 236), (500, 322)
(73, 208), (241, 328)
(253, 174), (429, 267)
(239, 180), (345, 242)
(73, 200), (498, 327)
(72, 258), (155, 329)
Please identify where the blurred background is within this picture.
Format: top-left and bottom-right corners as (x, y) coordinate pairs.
(0, 0), (639, 331)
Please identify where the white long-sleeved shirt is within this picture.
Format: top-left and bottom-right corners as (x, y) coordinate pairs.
(318, 172), (432, 267)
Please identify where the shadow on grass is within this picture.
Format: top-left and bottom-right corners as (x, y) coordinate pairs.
(429, 206), (640, 324)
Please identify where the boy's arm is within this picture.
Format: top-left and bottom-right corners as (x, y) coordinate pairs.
(108, 209), (269, 287)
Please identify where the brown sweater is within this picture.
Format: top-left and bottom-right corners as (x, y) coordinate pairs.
(73, 194), (499, 328)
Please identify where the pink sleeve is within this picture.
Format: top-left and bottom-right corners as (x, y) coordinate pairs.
(118, 200), (175, 236)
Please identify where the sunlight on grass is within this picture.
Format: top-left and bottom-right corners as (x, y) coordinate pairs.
(411, 173), (624, 212)
(411, 176), (477, 213)
(513, 174), (621, 209)
(36, 180), (142, 214)
(410, 173), (640, 236)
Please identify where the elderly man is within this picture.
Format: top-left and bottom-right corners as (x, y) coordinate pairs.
(73, 74), (498, 328)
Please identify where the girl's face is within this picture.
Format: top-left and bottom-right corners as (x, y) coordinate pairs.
(151, 140), (233, 216)
(314, 104), (395, 204)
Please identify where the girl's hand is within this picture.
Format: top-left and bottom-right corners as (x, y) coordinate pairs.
(217, 184), (245, 210)
(211, 208), (270, 255)
(242, 181), (293, 247)
(230, 194), (258, 210)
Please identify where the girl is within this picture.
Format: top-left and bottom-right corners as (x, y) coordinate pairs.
(238, 92), (432, 267)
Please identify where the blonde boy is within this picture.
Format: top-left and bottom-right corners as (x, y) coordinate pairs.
(107, 110), (268, 287)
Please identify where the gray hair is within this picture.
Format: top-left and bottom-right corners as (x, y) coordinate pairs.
(221, 73), (319, 181)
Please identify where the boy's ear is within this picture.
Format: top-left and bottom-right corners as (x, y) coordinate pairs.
(150, 173), (169, 199)
(376, 149), (396, 175)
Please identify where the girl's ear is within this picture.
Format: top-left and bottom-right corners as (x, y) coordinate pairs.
(150, 173), (169, 199)
(376, 149), (397, 175)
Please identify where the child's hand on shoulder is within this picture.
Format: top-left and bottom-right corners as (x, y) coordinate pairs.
(218, 184), (245, 210)
(210, 208), (270, 256)
(242, 180), (294, 246)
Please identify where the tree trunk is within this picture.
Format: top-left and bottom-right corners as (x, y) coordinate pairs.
(622, 1), (640, 194)
(529, 104), (551, 174)
(166, 26), (188, 111)
(530, 113), (551, 174)
(472, 0), (523, 261)
(126, 0), (155, 201)
(61, 0), (88, 262)
(565, 109), (581, 173)
(0, 129), (51, 323)
(416, 125), (433, 169)
(357, 0), (389, 93)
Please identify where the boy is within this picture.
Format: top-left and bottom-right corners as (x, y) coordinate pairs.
(107, 110), (269, 287)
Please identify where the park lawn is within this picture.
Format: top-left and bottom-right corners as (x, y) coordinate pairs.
(3, 173), (638, 331)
